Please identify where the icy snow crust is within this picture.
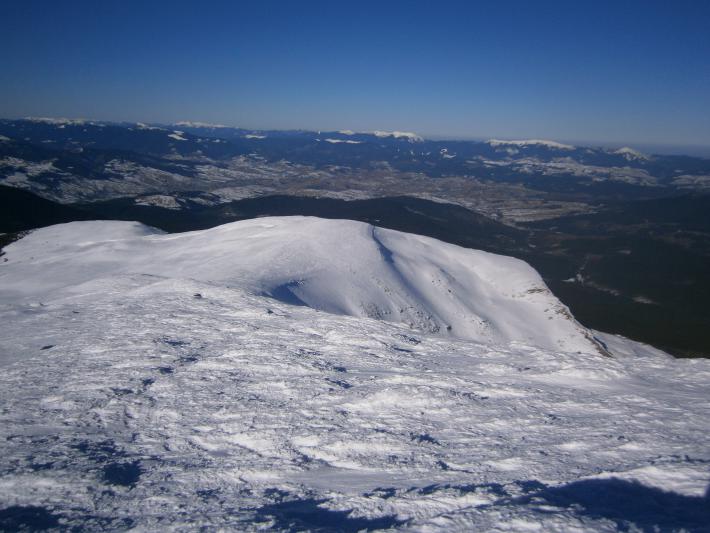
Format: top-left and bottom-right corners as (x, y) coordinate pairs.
(0, 218), (709, 531)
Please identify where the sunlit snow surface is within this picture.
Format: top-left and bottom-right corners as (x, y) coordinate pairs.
(1, 218), (709, 531)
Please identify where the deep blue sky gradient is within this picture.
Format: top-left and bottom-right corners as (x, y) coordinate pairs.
(1, 0), (709, 148)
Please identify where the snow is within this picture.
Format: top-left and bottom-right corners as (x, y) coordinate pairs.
(373, 130), (424, 142)
(174, 121), (228, 128)
(0, 218), (709, 531)
(477, 155), (659, 186)
(325, 138), (362, 144)
(0, 217), (600, 354)
(672, 174), (710, 189)
(613, 147), (650, 160)
(23, 116), (91, 125)
(0, 156), (63, 178)
(134, 122), (164, 131)
(134, 194), (183, 210)
(487, 139), (576, 150)
(167, 131), (188, 141)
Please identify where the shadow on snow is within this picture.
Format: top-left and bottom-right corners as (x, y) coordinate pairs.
(512, 477), (710, 532)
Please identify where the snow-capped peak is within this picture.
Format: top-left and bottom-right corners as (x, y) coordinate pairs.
(372, 130), (424, 142)
(487, 139), (575, 150)
(324, 138), (362, 144)
(23, 116), (92, 126)
(613, 146), (650, 160)
(135, 122), (165, 131)
(174, 121), (229, 128)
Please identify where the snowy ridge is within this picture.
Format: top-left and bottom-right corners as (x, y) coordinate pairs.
(487, 139), (576, 150)
(0, 217), (600, 354)
(174, 121), (229, 128)
(372, 130), (424, 142)
(613, 146), (650, 160)
(324, 138), (362, 144)
(23, 116), (94, 126)
(134, 122), (165, 131)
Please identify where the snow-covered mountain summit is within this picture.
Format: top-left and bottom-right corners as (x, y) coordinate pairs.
(372, 130), (424, 142)
(1, 216), (600, 354)
(613, 146), (651, 161)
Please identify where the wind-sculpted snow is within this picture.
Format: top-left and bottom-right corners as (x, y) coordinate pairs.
(0, 217), (600, 354)
(0, 219), (709, 531)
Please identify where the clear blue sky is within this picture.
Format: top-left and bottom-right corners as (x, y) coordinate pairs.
(1, 0), (709, 148)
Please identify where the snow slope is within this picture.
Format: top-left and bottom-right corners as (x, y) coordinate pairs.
(1, 219), (709, 531)
(0, 217), (600, 354)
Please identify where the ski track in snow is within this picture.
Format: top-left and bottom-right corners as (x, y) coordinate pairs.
(0, 219), (709, 531)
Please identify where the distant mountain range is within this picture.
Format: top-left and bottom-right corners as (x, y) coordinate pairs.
(1, 117), (709, 208)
